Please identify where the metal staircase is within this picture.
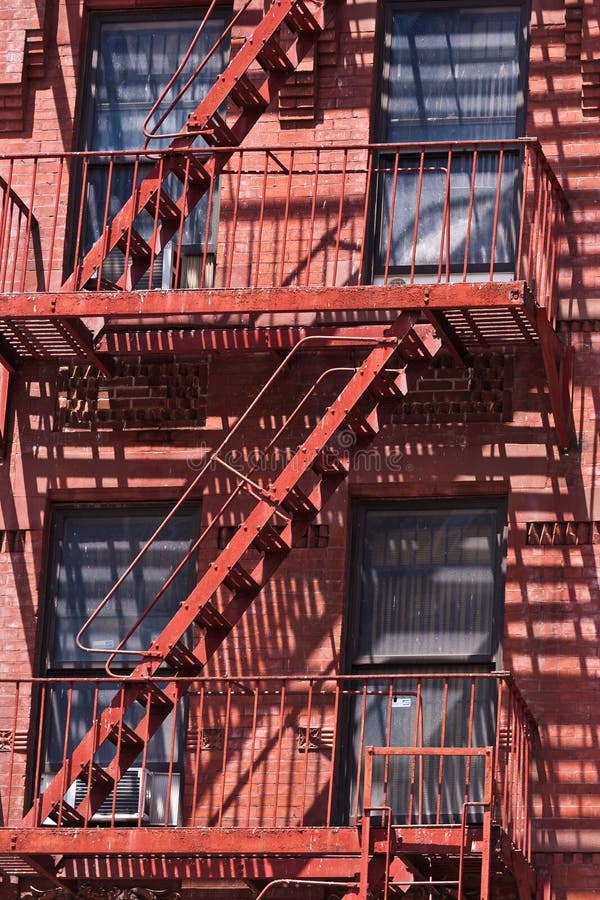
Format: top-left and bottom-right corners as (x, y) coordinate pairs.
(62, 0), (337, 292)
(23, 316), (437, 828)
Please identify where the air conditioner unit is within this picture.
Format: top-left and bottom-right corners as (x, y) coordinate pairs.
(69, 767), (152, 824)
(40, 769), (181, 826)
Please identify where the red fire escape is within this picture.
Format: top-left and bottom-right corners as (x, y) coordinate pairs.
(0, 0), (568, 896)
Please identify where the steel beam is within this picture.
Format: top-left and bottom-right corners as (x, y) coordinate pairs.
(0, 282), (527, 319)
(0, 825), (485, 856)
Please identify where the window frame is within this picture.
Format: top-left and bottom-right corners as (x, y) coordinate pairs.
(66, 7), (230, 288)
(367, 0), (531, 284)
(344, 496), (508, 673)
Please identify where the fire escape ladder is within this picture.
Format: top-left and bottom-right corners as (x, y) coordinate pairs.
(23, 322), (421, 830)
(62, 0), (337, 293)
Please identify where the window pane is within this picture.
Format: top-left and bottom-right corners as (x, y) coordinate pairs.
(48, 507), (199, 667)
(385, 9), (521, 142)
(92, 18), (228, 151)
(377, 151), (519, 271)
(354, 508), (499, 663)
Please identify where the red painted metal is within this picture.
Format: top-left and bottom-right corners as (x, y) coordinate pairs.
(0, 140), (565, 296)
(59, 0), (338, 293)
(22, 327), (419, 830)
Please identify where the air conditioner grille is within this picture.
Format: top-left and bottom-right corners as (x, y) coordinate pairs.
(73, 768), (150, 820)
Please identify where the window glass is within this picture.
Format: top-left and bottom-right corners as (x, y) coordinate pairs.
(354, 508), (499, 663)
(374, 5), (524, 279)
(91, 18), (227, 151)
(343, 501), (506, 825)
(47, 506), (199, 668)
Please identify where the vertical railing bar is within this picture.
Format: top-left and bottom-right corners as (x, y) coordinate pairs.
(0, 159), (14, 290)
(494, 678), (505, 832)
(383, 681), (393, 814)
(357, 149), (374, 285)
(46, 157), (65, 290)
(463, 678), (476, 817)
(278, 149), (294, 288)
(147, 156), (165, 288)
(172, 158), (189, 289)
(462, 148), (478, 281)
(332, 149), (348, 286)
(524, 711), (532, 861)
(119, 153), (141, 290)
(225, 150), (243, 290)
(57, 681), (75, 828)
(383, 151), (400, 284)
(300, 680), (314, 825)
(543, 183), (558, 320)
(305, 148), (320, 286)
(326, 680), (341, 826)
(190, 685), (206, 827)
(415, 679), (424, 823)
(217, 683), (233, 828)
(83, 682), (101, 827)
(110, 686), (127, 826)
(272, 682), (286, 827)
(245, 686), (259, 828)
(71, 157), (89, 289)
(252, 152), (270, 290)
(437, 149), (452, 283)
(6, 680), (20, 825)
(488, 147), (505, 280)
(18, 158), (38, 291)
(200, 156), (217, 289)
(97, 155), (115, 291)
(32, 681), (48, 826)
(163, 688), (179, 827)
(409, 151), (425, 284)
(547, 193), (560, 327)
(353, 684), (368, 824)
(515, 144), (530, 282)
(436, 678), (449, 824)
(529, 151), (544, 298)
(536, 166), (551, 308)
(8, 202), (18, 292)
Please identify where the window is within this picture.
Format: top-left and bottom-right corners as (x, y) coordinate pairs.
(40, 504), (200, 824)
(372, 4), (527, 281)
(343, 500), (507, 824)
(79, 11), (229, 288)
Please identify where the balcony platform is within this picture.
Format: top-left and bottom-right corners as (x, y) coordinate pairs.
(0, 825), (535, 897)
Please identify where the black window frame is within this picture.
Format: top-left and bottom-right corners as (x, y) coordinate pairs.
(335, 496), (508, 826)
(66, 7), (231, 288)
(368, 0), (531, 284)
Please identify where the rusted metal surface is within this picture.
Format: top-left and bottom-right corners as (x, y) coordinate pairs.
(0, 140), (564, 300)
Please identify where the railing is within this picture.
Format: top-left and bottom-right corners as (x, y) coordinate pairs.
(1, 674), (536, 854)
(0, 140), (566, 318)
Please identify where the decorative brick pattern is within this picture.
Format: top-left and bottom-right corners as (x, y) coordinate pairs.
(564, 0), (584, 59)
(186, 727), (225, 751)
(57, 360), (209, 431)
(297, 725), (334, 752)
(527, 521), (600, 545)
(278, 21), (337, 127)
(391, 353), (511, 426)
